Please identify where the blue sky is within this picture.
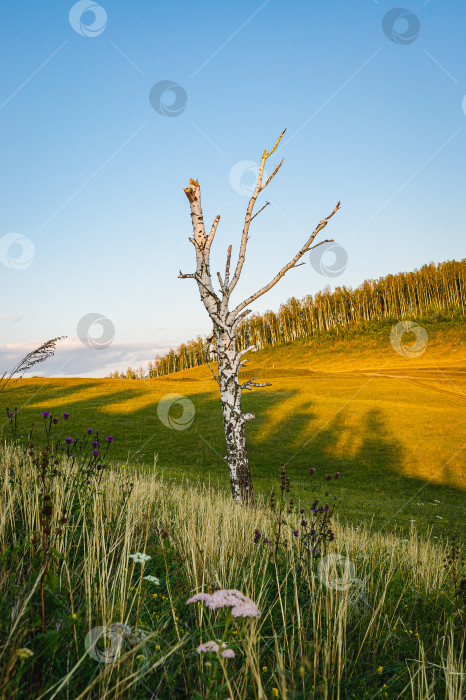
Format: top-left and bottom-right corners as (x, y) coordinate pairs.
(0, 0), (465, 377)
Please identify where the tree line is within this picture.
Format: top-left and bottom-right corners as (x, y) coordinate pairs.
(107, 259), (465, 380)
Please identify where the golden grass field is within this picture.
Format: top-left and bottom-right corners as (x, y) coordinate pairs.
(2, 320), (465, 539)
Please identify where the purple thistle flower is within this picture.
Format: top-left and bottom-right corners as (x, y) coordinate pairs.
(334, 471), (341, 479)
(52, 417), (59, 425)
(105, 436), (114, 443)
(42, 412), (50, 418)
(254, 529), (262, 543)
(65, 437), (73, 445)
(300, 508), (305, 514)
(293, 529), (299, 537)
(87, 429), (93, 435)
(326, 474), (332, 481)
(9, 411), (14, 417)
(324, 504), (329, 511)
(63, 412), (69, 420)
(309, 467), (316, 475)
(92, 449), (99, 457)
(301, 520), (308, 527)
(92, 441), (99, 449)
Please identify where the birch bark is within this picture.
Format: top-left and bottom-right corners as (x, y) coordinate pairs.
(179, 133), (340, 504)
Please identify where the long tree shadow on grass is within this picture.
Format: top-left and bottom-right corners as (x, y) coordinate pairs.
(245, 395), (466, 541)
(2, 380), (464, 540)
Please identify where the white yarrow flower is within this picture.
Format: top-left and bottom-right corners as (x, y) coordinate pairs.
(129, 553), (152, 564)
(143, 575), (160, 585)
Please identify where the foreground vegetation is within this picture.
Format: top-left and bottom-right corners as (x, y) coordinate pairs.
(1, 441), (465, 699)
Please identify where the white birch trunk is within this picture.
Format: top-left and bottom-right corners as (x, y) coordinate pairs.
(179, 135), (340, 505)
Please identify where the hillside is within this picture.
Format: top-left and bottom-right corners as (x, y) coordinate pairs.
(112, 259), (465, 379)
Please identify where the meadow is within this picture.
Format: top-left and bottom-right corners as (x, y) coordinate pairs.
(2, 314), (465, 541)
(1, 442), (465, 699)
(1, 313), (465, 698)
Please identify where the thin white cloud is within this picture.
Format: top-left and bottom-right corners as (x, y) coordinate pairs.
(0, 338), (170, 379)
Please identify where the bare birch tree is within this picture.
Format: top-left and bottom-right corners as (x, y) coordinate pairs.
(179, 131), (340, 504)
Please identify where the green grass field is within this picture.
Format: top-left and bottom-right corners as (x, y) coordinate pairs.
(2, 316), (465, 541)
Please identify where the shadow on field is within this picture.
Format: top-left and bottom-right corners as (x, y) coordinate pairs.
(2, 379), (465, 540)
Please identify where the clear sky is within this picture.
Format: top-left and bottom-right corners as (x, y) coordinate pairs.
(0, 0), (465, 377)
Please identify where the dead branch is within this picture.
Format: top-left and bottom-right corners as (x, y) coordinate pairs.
(228, 130), (286, 297)
(250, 201), (270, 222)
(230, 201), (341, 319)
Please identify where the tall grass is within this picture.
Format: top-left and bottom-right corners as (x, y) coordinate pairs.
(1, 443), (464, 699)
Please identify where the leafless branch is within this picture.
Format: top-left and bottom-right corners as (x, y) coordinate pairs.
(241, 377), (272, 390)
(231, 201), (341, 318)
(250, 201), (270, 222)
(206, 215), (220, 252)
(217, 271), (226, 294)
(224, 245), (232, 287)
(308, 238), (334, 251)
(228, 130), (286, 297)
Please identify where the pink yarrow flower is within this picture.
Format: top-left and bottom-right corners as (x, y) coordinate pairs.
(197, 640), (223, 653)
(196, 640), (235, 658)
(231, 602), (261, 619)
(186, 593), (213, 605)
(187, 588), (261, 618)
(221, 648), (236, 658)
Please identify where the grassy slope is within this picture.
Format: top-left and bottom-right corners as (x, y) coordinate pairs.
(2, 316), (465, 541)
